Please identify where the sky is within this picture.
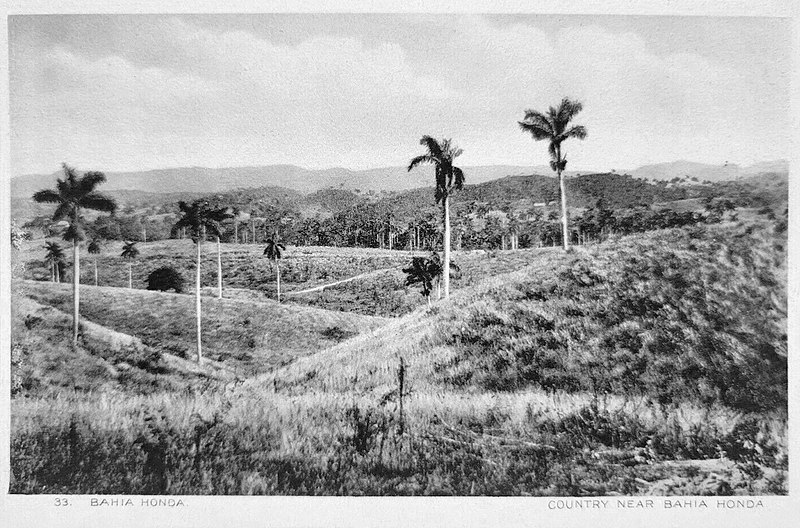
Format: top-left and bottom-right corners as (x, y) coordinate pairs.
(8, 14), (792, 176)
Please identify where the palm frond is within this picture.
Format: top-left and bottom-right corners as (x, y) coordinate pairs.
(32, 189), (63, 204)
(121, 241), (139, 259)
(419, 135), (443, 159)
(563, 125), (587, 140)
(80, 192), (117, 213)
(557, 98), (584, 126)
(87, 239), (102, 254)
(63, 223), (87, 242)
(77, 171), (107, 195)
(518, 121), (553, 141)
(407, 154), (433, 172)
(452, 167), (465, 190)
(52, 202), (74, 222)
(61, 163), (78, 181)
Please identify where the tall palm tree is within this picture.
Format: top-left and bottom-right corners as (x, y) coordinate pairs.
(87, 238), (102, 286)
(120, 241), (139, 289)
(43, 241), (66, 283)
(264, 236), (286, 302)
(33, 163), (116, 345)
(519, 98), (587, 250)
(172, 200), (229, 364)
(408, 136), (465, 299)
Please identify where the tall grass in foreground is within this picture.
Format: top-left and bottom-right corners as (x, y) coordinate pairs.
(11, 389), (786, 495)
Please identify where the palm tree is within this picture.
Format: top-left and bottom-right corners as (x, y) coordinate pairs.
(120, 241), (139, 289)
(402, 256), (435, 307)
(426, 251), (461, 300)
(172, 200), (229, 363)
(87, 238), (102, 286)
(43, 241), (66, 283)
(519, 98), (587, 250)
(408, 136), (465, 299)
(33, 163), (116, 345)
(264, 236), (286, 302)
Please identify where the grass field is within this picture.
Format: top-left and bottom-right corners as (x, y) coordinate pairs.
(10, 218), (788, 495)
(20, 280), (386, 375)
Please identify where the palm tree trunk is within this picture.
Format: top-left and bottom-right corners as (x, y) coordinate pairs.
(94, 259), (98, 286)
(557, 148), (570, 251)
(196, 241), (203, 364)
(276, 261), (281, 303)
(72, 241), (80, 346)
(128, 263), (132, 289)
(234, 222), (238, 243)
(216, 236), (222, 299)
(443, 194), (451, 298)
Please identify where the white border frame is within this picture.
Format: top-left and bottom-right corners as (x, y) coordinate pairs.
(1, 1), (797, 526)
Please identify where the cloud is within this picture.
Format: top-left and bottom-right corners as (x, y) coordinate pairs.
(9, 15), (789, 175)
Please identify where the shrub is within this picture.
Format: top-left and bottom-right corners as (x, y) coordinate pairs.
(146, 266), (185, 293)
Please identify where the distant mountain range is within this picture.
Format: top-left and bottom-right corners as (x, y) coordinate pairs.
(10, 160), (788, 198)
(627, 159), (788, 183)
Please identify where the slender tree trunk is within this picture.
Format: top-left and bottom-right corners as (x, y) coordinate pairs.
(557, 146), (570, 251)
(443, 194), (451, 298)
(196, 241), (203, 364)
(252, 219), (256, 244)
(94, 259), (98, 286)
(128, 262), (132, 289)
(234, 222), (238, 243)
(51, 262), (55, 282)
(216, 236), (223, 299)
(142, 225), (147, 243)
(72, 241), (80, 346)
(276, 260), (281, 303)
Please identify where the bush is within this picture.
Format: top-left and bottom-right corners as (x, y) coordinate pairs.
(146, 266), (184, 293)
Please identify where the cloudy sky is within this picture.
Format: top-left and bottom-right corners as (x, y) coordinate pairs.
(8, 14), (791, 176)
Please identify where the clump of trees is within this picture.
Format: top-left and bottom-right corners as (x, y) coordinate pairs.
(147, 266), (185, 293)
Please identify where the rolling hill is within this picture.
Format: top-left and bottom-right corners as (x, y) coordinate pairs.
(628, 159), (789, 182)
(12, 160), (785, 199)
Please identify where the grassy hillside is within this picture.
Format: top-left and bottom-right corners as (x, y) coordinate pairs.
(20, 280), (387, 376)
(268, 221), (786, 412)
(10, 296), (235, 396)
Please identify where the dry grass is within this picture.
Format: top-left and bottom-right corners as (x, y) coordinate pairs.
(19, 280), (387, 375)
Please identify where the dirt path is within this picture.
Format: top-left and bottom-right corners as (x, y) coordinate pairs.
(283, 266), (400, 297)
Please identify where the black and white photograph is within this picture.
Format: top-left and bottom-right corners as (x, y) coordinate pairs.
(1, 2), (798, 526)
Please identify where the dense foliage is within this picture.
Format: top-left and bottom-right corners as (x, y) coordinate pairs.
(146, 266), (185, 293)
